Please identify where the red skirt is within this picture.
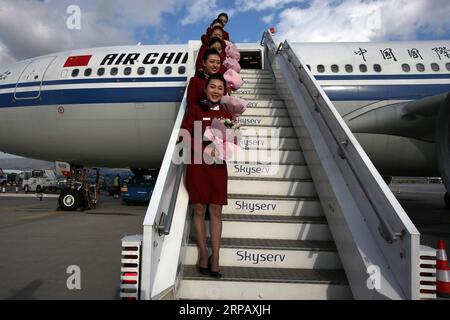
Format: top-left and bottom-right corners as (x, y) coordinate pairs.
(185, 162), (228, 205)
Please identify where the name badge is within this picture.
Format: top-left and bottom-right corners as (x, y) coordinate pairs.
(203, 117), (211, 121)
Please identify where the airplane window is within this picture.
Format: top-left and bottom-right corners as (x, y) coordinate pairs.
(373, 64), (382, 72)
(402, 64), (411, 72)
(111, 67), (119, 76)
(446, 63), (450, 71)
(345, 65), (353, 73)
(416, 63), (425, 72)
(97, 68), (105, 76)
(137, 67), (145, 75)
(71, 69), (79, 77)
(359, 64), (367, 73)
(431, 63), (440, 72)
(124, 67), (132, 76)
(178, 66), (186, 75)
(151, 67), (159, 75)
(331, 65), (339, 73)
(164, 66), (172, 75)
(317, 65), (325, 73)
(84, 68), (92, 77)
(306, 65), (311, 71)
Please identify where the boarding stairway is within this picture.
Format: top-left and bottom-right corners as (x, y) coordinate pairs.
(130, 33), (423, 300)
(179, 68), (351, 299)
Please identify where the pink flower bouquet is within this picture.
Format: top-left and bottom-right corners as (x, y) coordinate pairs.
(221, 95), (247, 116)
(223, 57), (241, 73)
(224, 69), (244, 92)
(204, 118), (242, 161)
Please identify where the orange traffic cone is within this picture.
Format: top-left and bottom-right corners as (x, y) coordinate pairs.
(436, 240), (450, 299)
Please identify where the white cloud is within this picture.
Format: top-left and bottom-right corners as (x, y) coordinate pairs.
(235, 0), (304, 11)
(0, 0), (179, 67)
(261, 13), (275, 24)
(276, 0), (450, 42)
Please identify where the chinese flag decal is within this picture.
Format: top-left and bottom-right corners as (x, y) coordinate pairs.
(64, 55), (92, 67)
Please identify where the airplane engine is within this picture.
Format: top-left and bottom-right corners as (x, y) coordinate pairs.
(345, 92), (450, 194)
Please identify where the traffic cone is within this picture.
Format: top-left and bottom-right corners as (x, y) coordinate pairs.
(436, 240), (450, 299)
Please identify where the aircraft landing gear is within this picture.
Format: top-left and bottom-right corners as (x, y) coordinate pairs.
(58, 165), (100, 212)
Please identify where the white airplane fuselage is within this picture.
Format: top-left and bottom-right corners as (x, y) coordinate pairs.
(0, 40), (449, 177)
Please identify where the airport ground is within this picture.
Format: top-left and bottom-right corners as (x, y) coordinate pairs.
(0, 182), (449, 300)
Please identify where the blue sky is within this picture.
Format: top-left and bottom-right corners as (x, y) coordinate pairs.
(1, 0), (450, 66)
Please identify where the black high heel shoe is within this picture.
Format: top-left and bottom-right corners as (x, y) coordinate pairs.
(208, 256), (222, 279)
(197, 258), (209, 275)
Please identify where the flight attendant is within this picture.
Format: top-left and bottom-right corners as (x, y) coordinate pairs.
(195, 37), (227, 73)
(217, 13), (230, 41)
(181, 74), (233, 278)
(187, 48), (222, 108)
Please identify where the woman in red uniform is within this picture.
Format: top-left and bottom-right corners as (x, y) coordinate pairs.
(195, 37), (227, 73)
(188, 48), (222, 108)
(181, 74), (233, 278)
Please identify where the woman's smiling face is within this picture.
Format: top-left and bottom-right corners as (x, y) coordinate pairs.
(206, 79), (225, 104)
(203, 53), (221, 75)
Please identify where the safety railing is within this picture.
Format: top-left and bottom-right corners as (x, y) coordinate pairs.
(139, 40), (200, 300)
(262, 31), (421, 299)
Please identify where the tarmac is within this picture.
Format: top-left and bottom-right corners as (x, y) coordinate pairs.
(0, 183), (449, 300)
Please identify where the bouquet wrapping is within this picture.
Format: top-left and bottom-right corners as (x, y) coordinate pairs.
(221, 95), (247, 116)
(223, 57), (241, 73)
(223, 69), (244, 91)
(204, 118), (242, 161)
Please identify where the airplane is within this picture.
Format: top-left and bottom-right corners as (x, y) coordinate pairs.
(0, 38), (449, 209)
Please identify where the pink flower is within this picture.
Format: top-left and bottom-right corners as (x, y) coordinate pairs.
(221, 95), (247, 116)
(204, 118), (242, 161)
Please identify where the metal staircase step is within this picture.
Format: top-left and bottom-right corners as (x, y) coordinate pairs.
(225, 194), (323, 217)
(209, 214), (332, 240)
(232, 149), (305, 164)
(240, 126), (296, 138)
(228, 164), (311, 179)
(245, 99), (285, 108)
(243, 78), (274, 85)
(237, 115), (292, 127)
(241, 74), (273, 81)
(179, 266), (352, 300)
(240, 136), (300, 150)
(228, 179), (316, 197)
(235, 88), (277, 95)
(185, 238), (342, 270)
(236, 93), (279, 100)
(240, 69), (272, 75)
(241, 83), (275, 89)
(242, 108), (288, 117)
